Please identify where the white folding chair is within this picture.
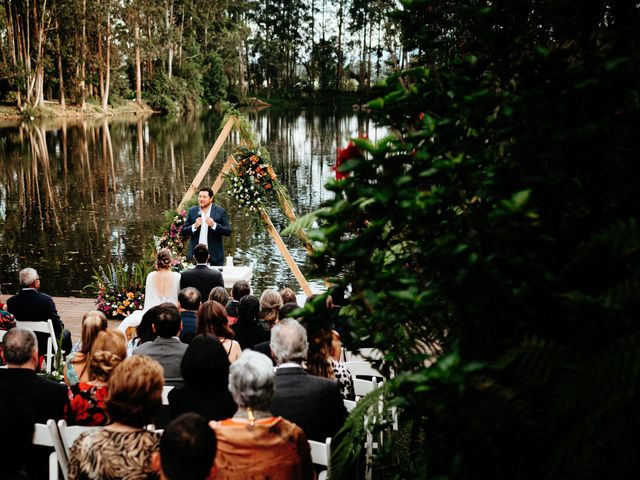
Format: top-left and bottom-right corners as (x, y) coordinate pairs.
(344, 361), (384, 380)
(33, 422), (59, 480)
(309, 437), (332, 480)
(57, 420), (103, 461)
(0, 329), (6, 341)
(46, 419), (70, 480)
(353, 377), (380, 398)
(344, 399), (357, 413)
(16, 320), (57, 373)
(162, 385), (174, 405)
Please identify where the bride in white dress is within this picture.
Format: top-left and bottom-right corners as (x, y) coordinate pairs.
(118, 248), (181, 337)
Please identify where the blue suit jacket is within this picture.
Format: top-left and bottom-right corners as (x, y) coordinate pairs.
(182, 204), (231, 266)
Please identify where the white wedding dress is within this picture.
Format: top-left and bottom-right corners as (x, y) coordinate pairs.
(118, 270), (181, 335)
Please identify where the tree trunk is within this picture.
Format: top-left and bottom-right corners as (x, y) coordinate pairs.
(135, 19), (142, 104)
(55, 19), (65, 108)
(80, 0), (87, 110)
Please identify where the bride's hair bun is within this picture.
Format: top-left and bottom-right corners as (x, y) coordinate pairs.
(156, 248), (173, 270)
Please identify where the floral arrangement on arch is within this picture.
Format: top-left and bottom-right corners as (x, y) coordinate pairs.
(227, 146), (278, 214)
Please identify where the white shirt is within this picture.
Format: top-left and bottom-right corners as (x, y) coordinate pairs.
(193, 205), (216, 245)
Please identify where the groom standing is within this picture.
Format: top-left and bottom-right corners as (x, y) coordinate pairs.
(183, 187), (232, 266)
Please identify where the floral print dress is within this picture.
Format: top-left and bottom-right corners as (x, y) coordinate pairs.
(66, 383), (110, 426)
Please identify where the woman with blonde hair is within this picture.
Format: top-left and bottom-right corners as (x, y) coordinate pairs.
(68, 355), (164, 479)
(64, 311), (108, 386)
(66, 329), (127, 426)
(118, 248), (181, 339)
(259, 289), (283, 330)
(197, 301), (242, 362)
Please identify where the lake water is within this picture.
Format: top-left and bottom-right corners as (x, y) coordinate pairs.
(0, 106), (387, 297)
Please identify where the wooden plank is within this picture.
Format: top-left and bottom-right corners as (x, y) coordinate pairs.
(260, 210), (313, 296)
(210, 155), (237, 195)
(177, 116), (236, 211)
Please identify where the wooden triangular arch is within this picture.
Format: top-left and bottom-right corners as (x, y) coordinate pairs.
(177, 116), (313, 296)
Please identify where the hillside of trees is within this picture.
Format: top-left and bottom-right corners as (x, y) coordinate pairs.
(0, 0), (406, 114)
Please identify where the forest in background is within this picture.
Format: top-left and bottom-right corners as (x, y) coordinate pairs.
(0, 0), (408, 114)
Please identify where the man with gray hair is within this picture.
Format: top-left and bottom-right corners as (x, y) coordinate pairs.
(6, 267), (72, 355)
(270, 318), (347, 441)
(0, 327), (68, 478)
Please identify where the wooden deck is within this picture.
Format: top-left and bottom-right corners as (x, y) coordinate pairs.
(1, 295), (121, 340)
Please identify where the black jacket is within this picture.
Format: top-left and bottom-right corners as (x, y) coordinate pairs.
(180, 265), (224, 301)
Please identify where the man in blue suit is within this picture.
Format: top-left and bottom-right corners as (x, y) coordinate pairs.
(182, 187), (232, 266)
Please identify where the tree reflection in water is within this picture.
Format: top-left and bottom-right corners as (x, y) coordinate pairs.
(0, 108), (387, 297)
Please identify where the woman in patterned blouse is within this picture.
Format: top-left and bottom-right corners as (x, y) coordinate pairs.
(68, 355), (164, 480)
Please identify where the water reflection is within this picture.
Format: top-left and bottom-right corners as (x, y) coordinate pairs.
(0, 108), (387, 296)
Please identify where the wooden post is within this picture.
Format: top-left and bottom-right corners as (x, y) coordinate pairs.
(177, 116), (235, 211)
(210, 155), (237, 195)
(260, 209), (313, 296)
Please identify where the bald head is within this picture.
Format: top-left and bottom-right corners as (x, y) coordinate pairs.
(1, 328), (38, 368)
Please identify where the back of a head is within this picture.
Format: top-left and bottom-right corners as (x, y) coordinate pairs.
(181, 334), (229, 389)
(89, 329), (127, 382)
(270, 318), (308, 366)
(80, 311), (108, 355)
(2, 327), (37, 365)
(279, 302), (300, 320)
(137, 306), (160, 344)
(259, 289), (283, 325)
(107, 355), (164, 428)
(179, 287), (201, 311)
(156, 248), (173, 270)
(237, 295), (260, 324)
(279, 287), (297, 305)
(197, 300), (233, 338)
(153, 303), (182, 338)
(208, 286), (229, 306)
(232, 280), (251, 301)
(18, 267), (38, 288)
(193, 243), (209, 264)
(161, 413), (217, 480)
(228, 350), (275, 410)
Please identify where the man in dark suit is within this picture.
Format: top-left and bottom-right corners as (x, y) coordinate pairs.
(178, 287), (201, 344)
(133, 303), (188, 387)
(270, 318), (347, 441)
(6, 267), (72, 355)
(182, 187), (232, 266)
(180, 243), (224, 301)
(0, 327), (68, 479)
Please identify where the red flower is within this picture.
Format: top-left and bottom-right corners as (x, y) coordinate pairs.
(333, 141), (361, 180)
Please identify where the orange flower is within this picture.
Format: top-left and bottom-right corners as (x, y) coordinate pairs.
(126, 292), (134, 299)
(250, 155), (259, 164)
(265, 183), (272, 189)
(123, 300), (131, 307)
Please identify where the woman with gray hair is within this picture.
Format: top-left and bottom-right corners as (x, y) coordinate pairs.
(208, 350), (313, 479)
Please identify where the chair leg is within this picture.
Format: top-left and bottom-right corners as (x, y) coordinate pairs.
(49, 452), (59, 480)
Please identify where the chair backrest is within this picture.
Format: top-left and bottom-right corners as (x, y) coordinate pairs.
(47, 419), (70, 480)
(34, 422), (59, 480)
(162, 385), (174, 405)
(344, 399), (357, 413)
(309, 437), (331, 479)
(354, 377), (380, 398)
(344, 347), (383, 363)
(344, 361), (384, 380)
(57, 419), (103, 459)
(0, 329), (6, 341)
(15, 320), (56, 372)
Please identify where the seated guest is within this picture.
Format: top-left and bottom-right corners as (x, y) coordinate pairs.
(180, 243), (224, 301)
(279, 287), (298, 305)
(231, 295), (269, 350)
(280, 301), (300, 320)
(0, 388), (34, 480)
(209, 350), (313, 480)
(270, 319), (348, 441)
(197, 301), (241, 362)
(0, 327), (67, 422)
(66, 329), (127, 426)
(68, 355), (164, 480)
(252, 289), (285, 360)
(133, 303), (188, 387)
(64, 310), (108, 386)
(226, 280), (251, 323)
(153, 413), (217, 480)
(208, 286), (229, 306)
(178, 287), (201, 345)
(169, 334), (237, 421)
(6, 267), (72, 355)
(305, 325), (355, 400)
(127, 305), (159, 355)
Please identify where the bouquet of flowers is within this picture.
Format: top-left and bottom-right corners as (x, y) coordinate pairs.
(87, 262), (147, 320)
(96, 286), (145, 319)
(227, 146), (278, 214)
